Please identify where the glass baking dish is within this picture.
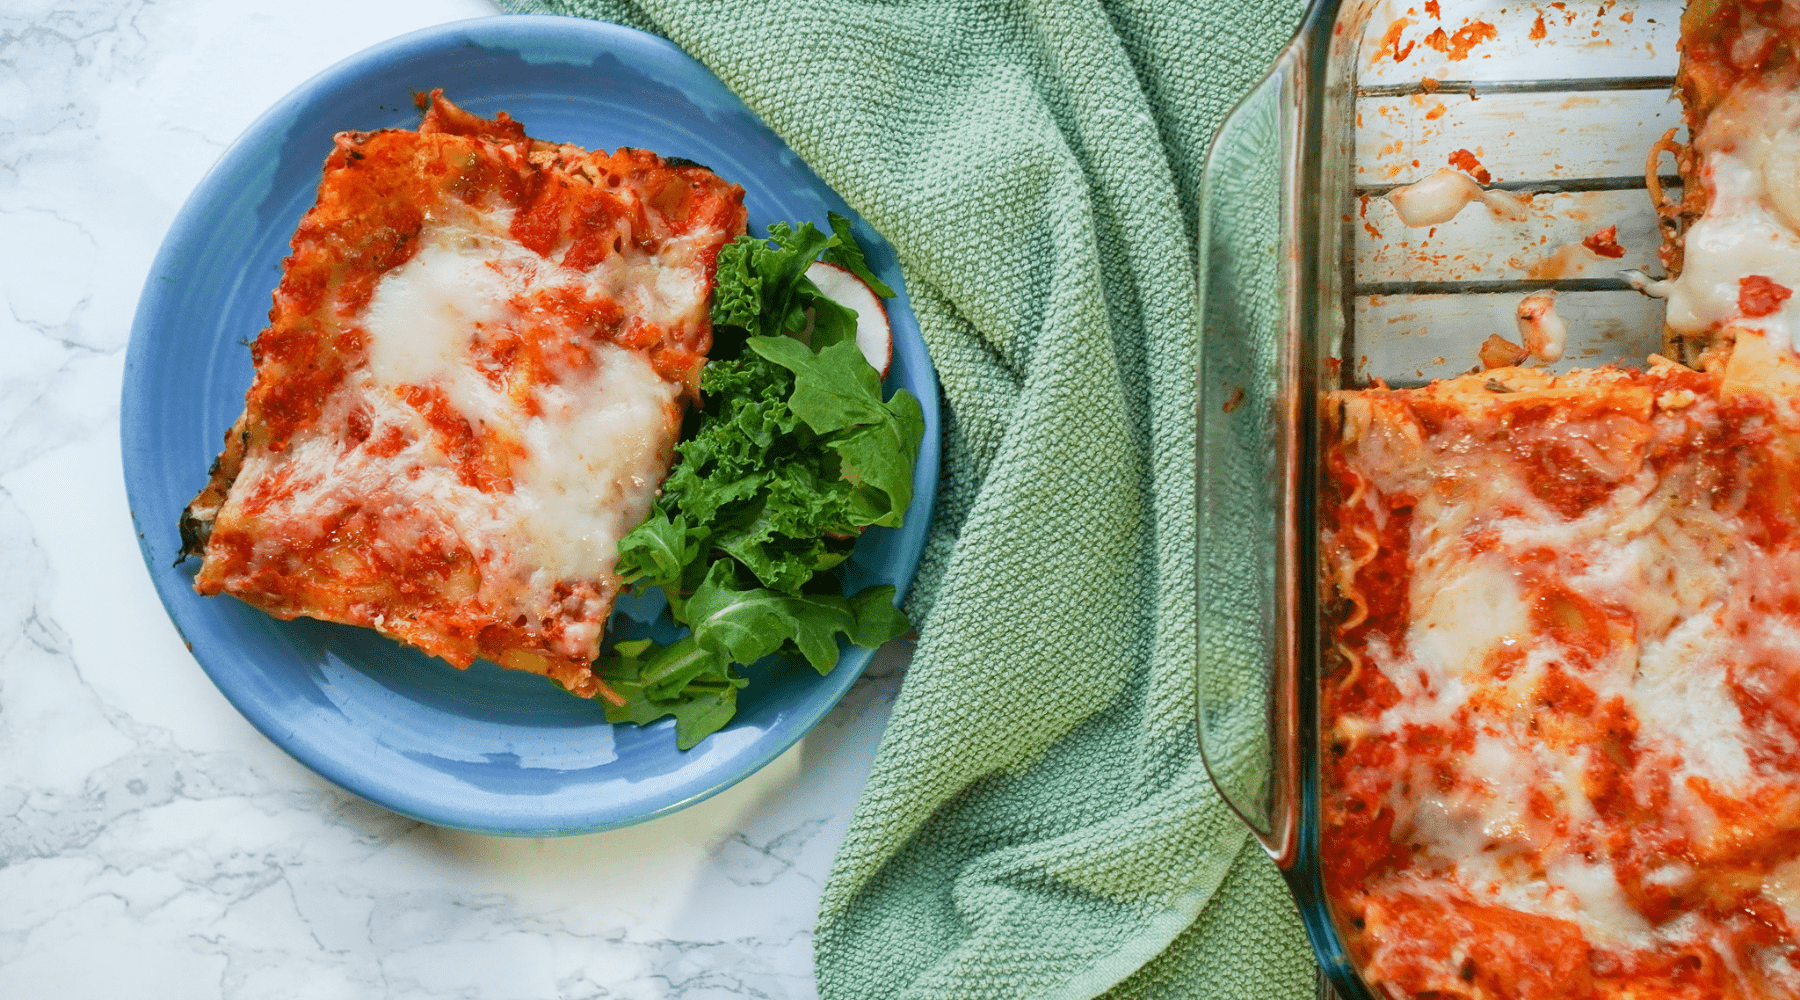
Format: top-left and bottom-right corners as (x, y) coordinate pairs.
(1193, 1), (1682, 996)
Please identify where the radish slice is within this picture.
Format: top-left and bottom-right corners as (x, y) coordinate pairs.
(806, 260), (892, 377)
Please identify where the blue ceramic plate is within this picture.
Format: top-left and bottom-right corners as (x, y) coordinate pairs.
(121, 16), (939, 836)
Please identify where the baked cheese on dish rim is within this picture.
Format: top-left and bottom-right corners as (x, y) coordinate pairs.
(180, 91), (747, 704)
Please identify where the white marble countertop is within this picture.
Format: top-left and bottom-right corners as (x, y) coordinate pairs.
(1, 2), (911, 996)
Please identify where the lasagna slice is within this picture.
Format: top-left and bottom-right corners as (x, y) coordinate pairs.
(181, 92), (747, 701)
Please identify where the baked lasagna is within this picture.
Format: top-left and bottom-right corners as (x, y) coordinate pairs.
(180, 92), (747, 701)
(1321, 3), (1800, 997)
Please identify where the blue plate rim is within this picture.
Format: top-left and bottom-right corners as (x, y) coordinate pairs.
(121, 14), (940, 836)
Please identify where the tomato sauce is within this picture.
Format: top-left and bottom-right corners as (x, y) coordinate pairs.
(188, 92), (747, 702)
(1320, 365), (1800, 999)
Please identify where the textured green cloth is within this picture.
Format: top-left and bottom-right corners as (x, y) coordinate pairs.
(497, 1), (1315, 996)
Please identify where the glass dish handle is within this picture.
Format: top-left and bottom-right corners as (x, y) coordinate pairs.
(1193, 43), (1310, 869)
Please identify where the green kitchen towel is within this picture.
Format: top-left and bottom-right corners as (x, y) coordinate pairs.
(498, 1), (1316, 996)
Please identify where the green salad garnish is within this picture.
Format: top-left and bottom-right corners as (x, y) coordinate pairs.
(596, 214), (925, 749)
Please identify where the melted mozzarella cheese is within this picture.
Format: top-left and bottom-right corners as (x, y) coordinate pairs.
(361, 217), (678, 585)
(1632, 611), (1754, 789)
(1346, 403), (1778, 950)
(1665, 80), (1800, 350)
(1765, 859), (1800, 933)
(226, 212), (684, 658)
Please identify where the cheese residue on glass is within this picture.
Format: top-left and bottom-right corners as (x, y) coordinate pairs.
(1515, 290), (1566, 361)
(1386, 167), (1529, 227)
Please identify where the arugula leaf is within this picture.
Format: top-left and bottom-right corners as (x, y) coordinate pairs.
(761, 223), (835, 334)
(685, 562), (814, 666)
(597, 638), (747, 751)
(805, 291), (860, 351)
(748, 337), (887, 432)
(682, 562), (909, 674)
(847, 586), (912, 648)
(833, 389), (927, 528)
(603, 215), (922, 749)
(747, 337), (926, 528)
(615, 510), (700, 592)
(821, 212), (897, 297)
(782, 585), (908, 673)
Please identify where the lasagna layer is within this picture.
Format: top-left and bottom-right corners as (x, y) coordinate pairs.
(1322, 359), (1800, 1000)
(181, 93), (747, 699)
(1660, 1), (1800, 361)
